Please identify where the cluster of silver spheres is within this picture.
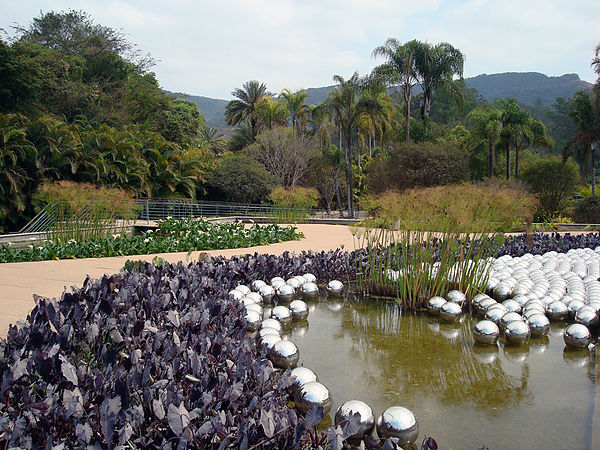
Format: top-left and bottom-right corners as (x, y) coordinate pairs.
(428, 247), (600, 350)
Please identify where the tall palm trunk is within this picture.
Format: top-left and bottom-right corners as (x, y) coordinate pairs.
(403, 84), (411, 143)
(592, 141), (597, 195)
(515, 146), (520, 179)
(505, 145), (511, 180)
(334, 169), (343, 217)
(345, 131), (354, 219)
(488, 139), (494, 179)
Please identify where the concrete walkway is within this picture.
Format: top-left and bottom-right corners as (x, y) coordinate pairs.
(0, 224), (359, 336)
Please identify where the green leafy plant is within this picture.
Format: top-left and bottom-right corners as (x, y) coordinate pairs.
(269, 186), (320, 223)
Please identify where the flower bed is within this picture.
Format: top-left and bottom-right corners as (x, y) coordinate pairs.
(0, 218), (303, 263)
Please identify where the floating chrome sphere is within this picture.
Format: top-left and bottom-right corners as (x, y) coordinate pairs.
(236, 285), (251, 295)
(261, 318), (283, 332)
(564, 323), (592, 348)
(294, 381), (333, 414)
(271, 279), (286, 290)
(246, 292), (263, 304)
(328, 280), (344, 295)
(286, 277), (302, 289)
(427, 296), (446, 316)
(439, 302), (462, 322)
(244, 310), (261, 331)
(334, 400), (375, 440)
(567, 299), (586, 319)
(446, 290), (466, 304)
(271, 276), (285, 285)
(376, 406), (419, 446)
(259, 334), (281, 350)
(485, 306), (508, 325)
(258, 327), (280, 339)
(303, 273), (317, 284)
(546, 301), (569, 321)
(268, 340), (299, 369)
(499, 312), (524, 331)
(502, 299), (522, 314)
(301, 282), (319, 299)
(472, 294), (491, 314)
(477, 297), (498, 315)
(473, 320), (500, 345)
(241, 296), (258, 307)
(258, 284), (276, 302)
(245, 303), (263, 316)
(271, 305), (292, 325)
(277, 284), (295, 302)
(289, 300), (309, 319)
(504, 320), (531, 345)
(229, 289), (244, 301)
(493, 284), (512, 301)
(251, 280), (267, 292)
(290, 367), (318, 392)
(526, 313), (550, 337)
(294, 275), (307, 285)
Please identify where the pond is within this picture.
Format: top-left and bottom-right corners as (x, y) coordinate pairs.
(276, 292), (598, 449)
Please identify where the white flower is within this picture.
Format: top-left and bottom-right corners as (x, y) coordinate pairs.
(144, 237), (151, 243)
(166, 216), (172, 220)
(68, 239), (76, 244)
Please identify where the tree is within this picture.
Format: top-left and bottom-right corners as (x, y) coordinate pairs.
(279, 88), (310, 134)
(206, 153), (278, 203)
(413, 42), (464, 121)
(247, 127), (318, 187)
(326, 73), (364, 217)
(255, 97), (287, 130)
(466, 105), (503, 179)
(521, 156), (579, 219)
(159, 99), (204, 148)
(224, 80), (268, 140)
(564, 90), (600, 193)
(198, 125), (227, 154)
(371, 39), (421, 143)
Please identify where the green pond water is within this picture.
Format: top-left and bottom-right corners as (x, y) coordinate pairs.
(276, 293), (598, 449)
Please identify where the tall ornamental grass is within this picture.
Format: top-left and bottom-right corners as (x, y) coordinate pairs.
(355, 184), (537, 309)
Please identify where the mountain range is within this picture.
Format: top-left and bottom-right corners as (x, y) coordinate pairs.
(168, 72), (593, 128)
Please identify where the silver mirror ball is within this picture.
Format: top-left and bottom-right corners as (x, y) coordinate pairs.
(564, 323), (592, 348)
(334, 400), (375, 440)
(268, 340), (299, 369)
(294, 381), (333, 414)
(473, 320), (500, 345)
(376, 406), (419, 446)
(439, 301), (462, 322)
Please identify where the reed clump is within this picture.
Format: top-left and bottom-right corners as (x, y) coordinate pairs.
(355, 183), (536, 309)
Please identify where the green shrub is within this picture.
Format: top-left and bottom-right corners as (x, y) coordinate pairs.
(269, 186), (319, 222)
(520, 156), (580, 220)
(365, 141), (469, 194)
(572, 196), (600, 223)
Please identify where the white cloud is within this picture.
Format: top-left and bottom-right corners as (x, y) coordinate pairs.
(1, 0), (598, 98)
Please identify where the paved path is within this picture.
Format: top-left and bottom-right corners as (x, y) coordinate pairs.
(0, 224), (359, 336)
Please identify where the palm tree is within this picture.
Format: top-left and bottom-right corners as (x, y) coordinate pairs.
(326, 72), (364, 218)
(279, 88), (311, 134)
(322, 144), (345, 216)
(357, 84), (393, 157)
(371, 39), (421, 142)
(414, 42), (465, 121)
(466, 105), (503, 179)
(255, 97), (288, 130)
(199, 126), (227, 154)
(564, 90), (600, 194)
(307, 103), (332, 151)
(224, 80), (268, 140)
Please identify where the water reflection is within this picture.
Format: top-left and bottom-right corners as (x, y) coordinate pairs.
(339, 298), (533, 410)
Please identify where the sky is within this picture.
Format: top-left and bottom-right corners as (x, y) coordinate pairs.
(1, 0), (599, 100)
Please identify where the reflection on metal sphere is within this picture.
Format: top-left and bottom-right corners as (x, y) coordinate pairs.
(244, 310), (261, 331)
(289, 300), (309, 319)
(546, 301), (568, 321)
(376, 406), (419, 446)
(277, 284), (295, 302)
(334, 400), (375, 440)
(439, 302), (462, 322)
(229, 289), (244, 301)
(493, 284), (512, 301)
(271, 305), (292, 325)
(564, 323), (592, 348)
(502, 299), (522, 314)
(479, 298), (499, 315)
(505, 320), (531, 345)
(286, 278), (302, 289)
(258, 327), (280, 339)
(290, 367), (318, 392)
(236, 285), (251, 295)
(575, 306), (598, 328)
(268, 340), (299, 369)
(301, 282), (319, 299)
(261, 318), (283, 332)
(427, 296), (446, 316)
(526, 313), (550, 337)
(485, 306), (508, 325)
(245, 303), (263, 316)
(303, 273), (317, 284)
(567, 299), (586, 319)
(241, 296), (257, 307)
(474, 320), (500, 345)
(259, 285), (276, 302)
(271, 279), (286, 290)
(500, 312), (523, 332)
(446, 290), (466, 304)
(251, 280), (266, 292)
(259, 334), (281, 350)
(271, 277), (285, 285)
(328, 280), (344, 295)
(294, 381), (333, 414)
(294, 275), (307, 286)
(246, 292), (263, 304)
